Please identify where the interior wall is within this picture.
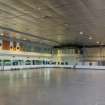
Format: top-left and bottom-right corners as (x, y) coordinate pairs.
(81, 47), (105, 61)
(79, 47), (105, 65)
(53, 47), (105, 65)
(53, 48), (80, 65)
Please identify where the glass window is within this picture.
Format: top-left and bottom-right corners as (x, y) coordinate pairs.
(3, 60), (11, 66)
(36, 60), (42, 65)
(65, 62), (68, 65)
(12, 60), (18, 65)
(25, 60), (32, 65)
(0, 60), (2, 66)
(61, 62), (64, 65)
(18, 60), (24, 65)
(32, 60), (36, 65)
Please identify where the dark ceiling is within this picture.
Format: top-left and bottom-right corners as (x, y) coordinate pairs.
(0, 0), (105, 47)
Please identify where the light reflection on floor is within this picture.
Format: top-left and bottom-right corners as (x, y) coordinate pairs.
(0, 69), (105, 105)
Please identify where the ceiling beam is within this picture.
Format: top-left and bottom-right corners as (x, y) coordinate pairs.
(54, 44), (105, 49)
(0, 25), (60, 46)
(53, 44), (82, 49)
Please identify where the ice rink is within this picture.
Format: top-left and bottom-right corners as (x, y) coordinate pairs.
(0, 69), (105, 105)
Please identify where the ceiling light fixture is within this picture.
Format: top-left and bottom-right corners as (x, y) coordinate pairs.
(1, 33), (3, 36)
(64, 23), (69, 26)
(38, 7), (41, 10)
(88, 36), (92, 40)
(23, 38), (26, 40)
(80, 32), (83, 35)
(96, 41), (100, 44)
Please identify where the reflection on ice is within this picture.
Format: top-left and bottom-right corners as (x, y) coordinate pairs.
(0, 69), (105, 105)
(44, 69), (50, 81)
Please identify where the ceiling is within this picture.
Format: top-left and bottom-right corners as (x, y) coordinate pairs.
(0, 0), (105, 47)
